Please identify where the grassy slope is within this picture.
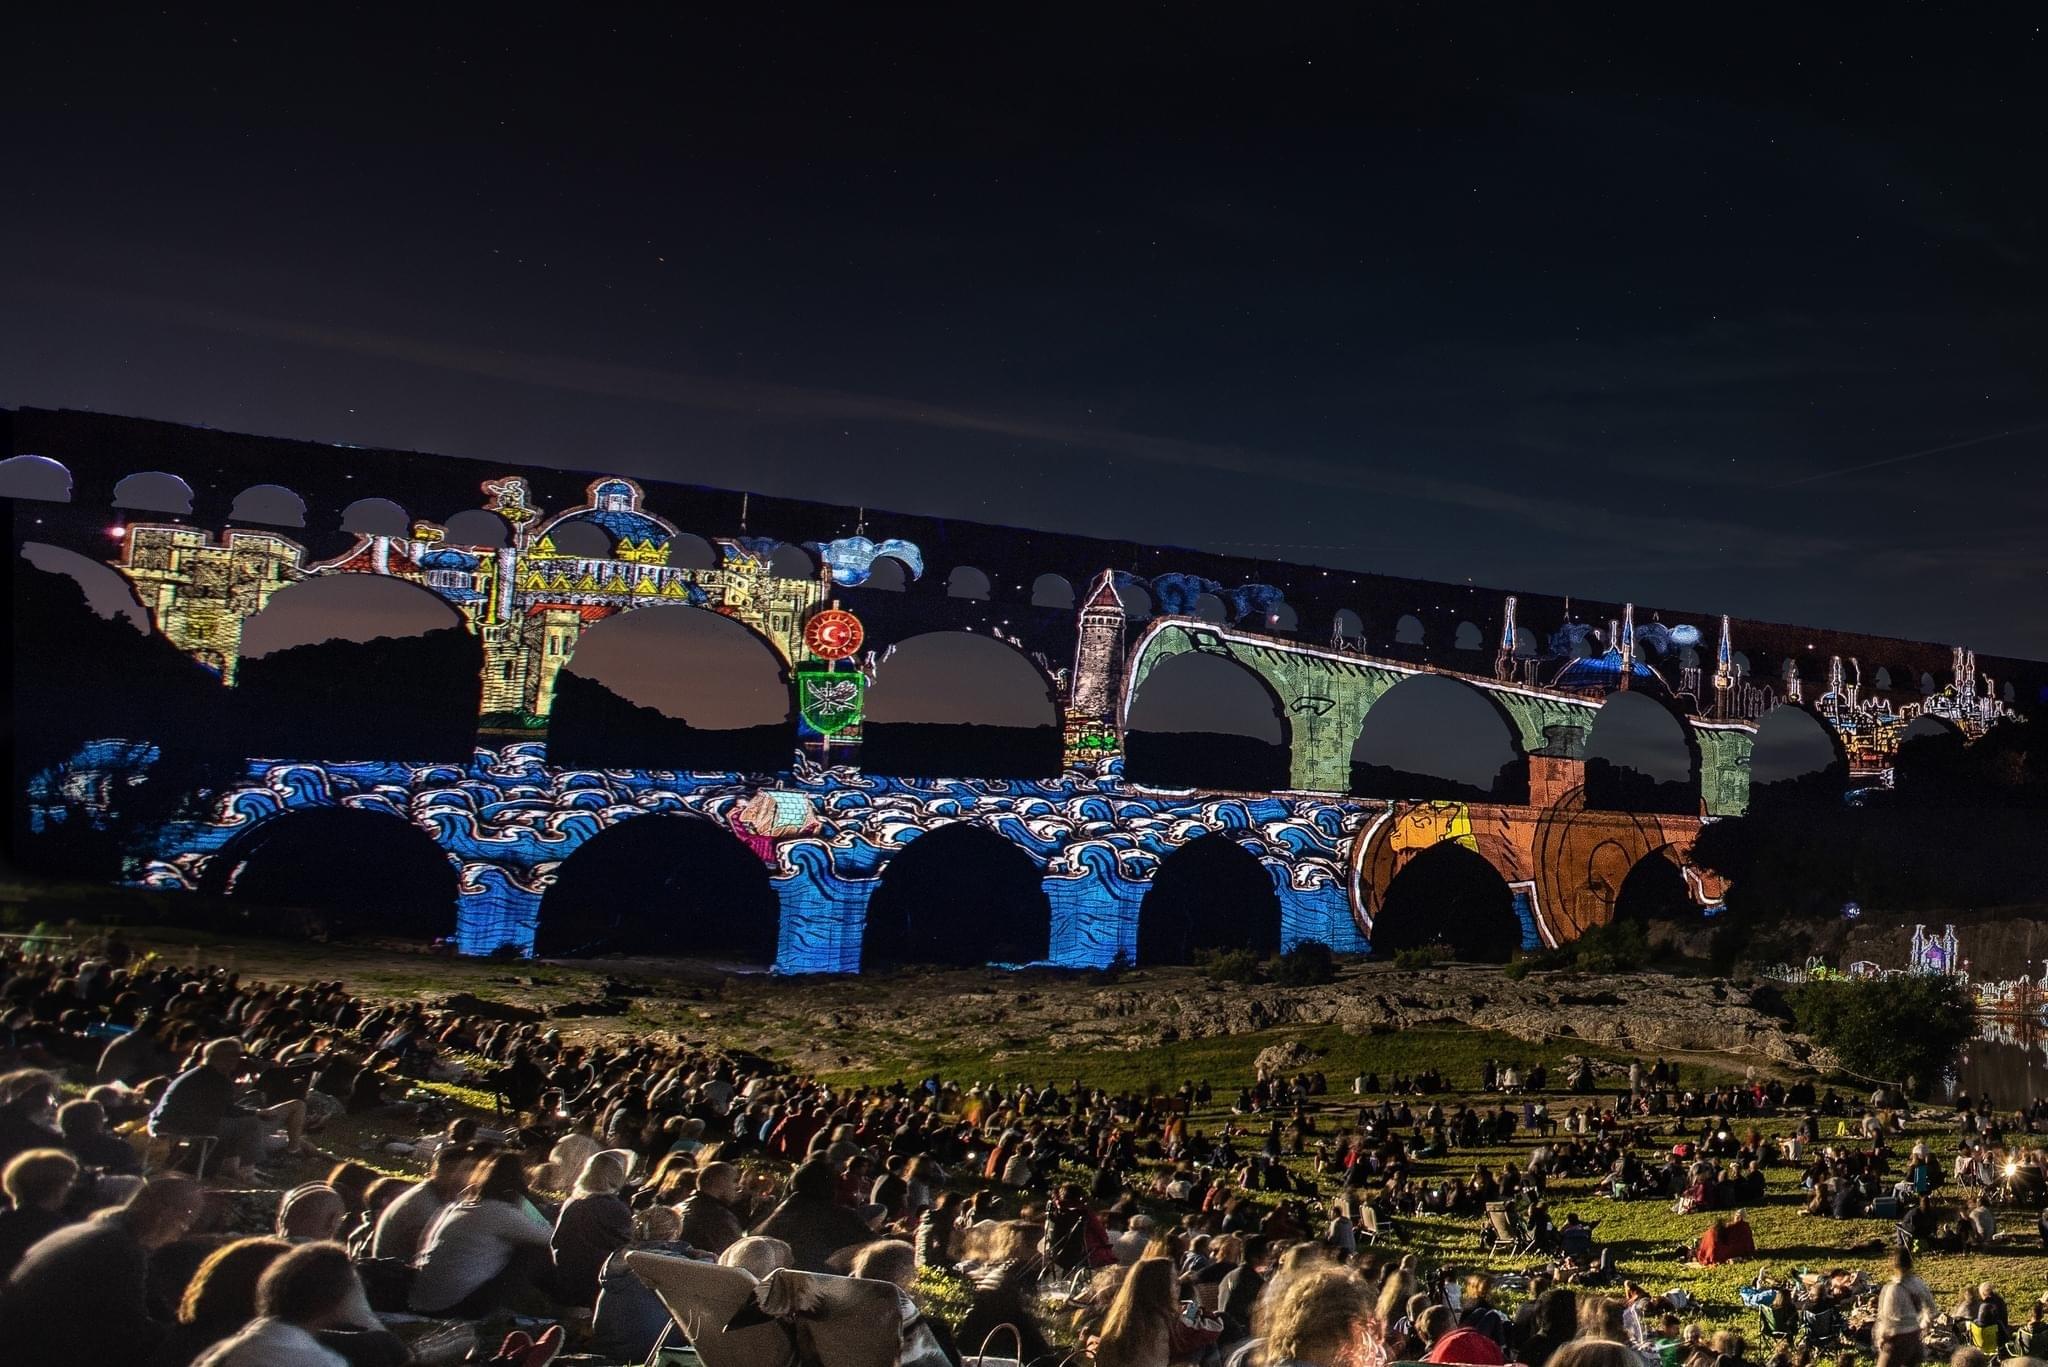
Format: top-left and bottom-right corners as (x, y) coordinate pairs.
(59, 926), (2046, 1339)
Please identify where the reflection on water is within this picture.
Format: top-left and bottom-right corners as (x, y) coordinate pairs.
(1953, 1020), (2048, 1105)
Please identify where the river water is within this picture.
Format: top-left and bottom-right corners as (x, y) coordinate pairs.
(1950, 1020), (2048, 1105)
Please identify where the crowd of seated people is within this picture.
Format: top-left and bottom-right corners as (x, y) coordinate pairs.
(8, 935), (2048, 1367)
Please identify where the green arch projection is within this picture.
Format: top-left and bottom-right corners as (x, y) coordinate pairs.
(1123, 620), (1755, 815)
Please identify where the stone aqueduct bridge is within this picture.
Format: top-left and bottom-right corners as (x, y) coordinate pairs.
(1124, 618), (1748, 949)
(150, 611), (1752, 971)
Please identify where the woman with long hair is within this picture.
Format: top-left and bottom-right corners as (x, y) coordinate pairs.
(1095, 1256), (1218, 1367)
(151, 1237), (292, 1367)
(409, 1153), (555, 1316)
(1256, 1264), (1376, 1367)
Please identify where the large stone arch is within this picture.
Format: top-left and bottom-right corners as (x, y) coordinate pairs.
(1583, 690), (1702, 815)
(1352, 801), (1525, 938)
(1611, 844), (1696, 923)
(1747, 704), (1848, 809)
(1528, 788), (1711, 942)
(547, 604), (795, 774)
(860, 822), (1051, 966)
(1123, 650), (1291, 791)
(860, 631), (1063, 779)
(236, 575), (481, 762)
(1136, 833), (1282, 964)
(1369, 839), (1520, 961)
(1350, 672), (1529, 804)
(534, 812), (780, 960)
(198, 804), (459, 940)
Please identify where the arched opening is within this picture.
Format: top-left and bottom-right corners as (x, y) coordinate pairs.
(865, 556), (910, 591)
(1371, 841), (1518, 962)
(861, 823), (1049, 966)
(1894, 713), (1967, 795)
(1731, 651), (1751, 679)
(1031, 574), (1075, 610)
(1583, 691), (1700, 814)
(548, 605), (794, 773)
(765, 543), (816, 580)
(202, 806), (457, 940)
(236, 575), (481, 761)
(440, 509), (511, 549)
(228, 484), (307, 528)
(1873, 666), (1894, 693)
(1191, 593), (1227, 624)
(534, 814), (780, 960)
(664, 534), (720, 571)
(113, 471), (195, 515)
(11, 551), (233, 879)
(1748, 705), (1848, 809)
(861, 632), (1062, 779)
(1123, 652), (1290, 791)
(1454, 621), (1484, 651)
(1137, 835), (1281, 965)
(0, 454), (73, 502)
(1333, 609), (1364, 643)
(1919, 671), (1936, 694)
(339, 497), (411, 538)
(21, 541), (152, 633)
(1611, 849), (1695, 924)
(540, 520), (615, 558)
(1513, 628), (1540, 658)
(1265, 601), (1298, 633)
(946, 566), (992, 600)
(1350, 673), (1528, 803)
(1394, 614), (1426, 646)
(1119, 581), (1154, 621)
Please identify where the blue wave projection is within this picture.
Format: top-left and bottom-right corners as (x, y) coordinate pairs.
(120, 743), (1374, 971)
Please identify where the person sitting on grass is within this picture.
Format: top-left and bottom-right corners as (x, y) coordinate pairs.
(2010, 1298), (2048, 1360)
(191, 1241), (407, 1367)
(149, 1039), (310, 1184)
(1418, 1302), (1506, 1365)
(1694, 1210), (1756, 1265)
(408, 1153), (555, 1317)
(0, 1173), (205, 1367)
(0, 1147), (79, 1278)
(1960, 1196), (1997, 1250)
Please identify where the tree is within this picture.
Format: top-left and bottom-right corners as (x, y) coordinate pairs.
(1790, 975), (1971, 1095)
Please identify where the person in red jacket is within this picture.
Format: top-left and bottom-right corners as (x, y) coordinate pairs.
(1695, 1209), (1757, 1265)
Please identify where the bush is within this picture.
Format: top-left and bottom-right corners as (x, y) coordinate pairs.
(1567, 918), (1648, 973)
(1391, 944), (1453, 972)
(1197, 948), (1264, 984)
(1790, 973), (1972, 1094)
(1269, 940), (1339, 987)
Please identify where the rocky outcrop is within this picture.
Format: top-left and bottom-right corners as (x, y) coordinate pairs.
(732, 962), (1825, 1075)
(1023, 966), (1819, 1067)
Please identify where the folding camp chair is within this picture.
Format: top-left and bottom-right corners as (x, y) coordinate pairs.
(626, 1252), (796, 1367)
(1483, 1202), (1538, 1256)
(1357, 1205), (1382, 1246)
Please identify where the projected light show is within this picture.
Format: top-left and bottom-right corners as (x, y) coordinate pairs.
(6, 409), (2041, 971)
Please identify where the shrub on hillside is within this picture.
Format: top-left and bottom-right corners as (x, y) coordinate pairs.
(1568, 918), (1648, 972)
(1790, 973), (1971, 1094)
(1270, 939), (1338, 987)
(1391, 944), (1453, 972)
(1198, 947), (1264, 984)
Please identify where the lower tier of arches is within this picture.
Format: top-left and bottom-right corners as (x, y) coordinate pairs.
(91, 742), (1729, 973)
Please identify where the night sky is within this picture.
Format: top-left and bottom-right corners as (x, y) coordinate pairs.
(6, 9), (2046, 656)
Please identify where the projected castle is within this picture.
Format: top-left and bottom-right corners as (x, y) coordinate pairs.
(121, 475), (829, 721)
